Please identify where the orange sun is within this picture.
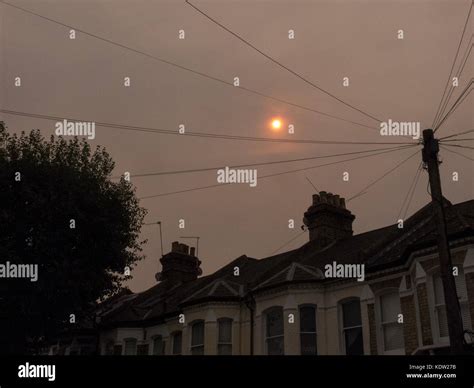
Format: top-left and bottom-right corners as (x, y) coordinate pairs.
(271, 118), (282, 131)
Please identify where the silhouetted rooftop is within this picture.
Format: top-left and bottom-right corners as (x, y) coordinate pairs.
(99, 199), (474, 328)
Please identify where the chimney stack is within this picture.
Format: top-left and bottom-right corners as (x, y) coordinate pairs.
(303, 191), (355, 248)
(157, 241), (201, 285)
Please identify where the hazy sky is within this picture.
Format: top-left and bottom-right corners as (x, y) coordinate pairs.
(1, 0), (472, 292)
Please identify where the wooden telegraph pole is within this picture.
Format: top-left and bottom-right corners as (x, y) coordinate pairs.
(422, 128), (464, 354)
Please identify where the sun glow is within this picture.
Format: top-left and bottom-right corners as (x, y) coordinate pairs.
(271, 118), (282, 131)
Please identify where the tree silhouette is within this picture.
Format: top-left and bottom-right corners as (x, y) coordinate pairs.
(0, 122), (146, 354)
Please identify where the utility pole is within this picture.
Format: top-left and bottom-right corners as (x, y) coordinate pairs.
(422, 129), (464, 354)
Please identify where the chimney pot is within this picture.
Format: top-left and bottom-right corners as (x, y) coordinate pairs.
(179, 243), (189, 254)
(312, 194), (320, 204)
(340, 197), (347, 209)
(171, 241), (180, 252)
(328, 193), (335, 205)
(320, 191), (328, 202)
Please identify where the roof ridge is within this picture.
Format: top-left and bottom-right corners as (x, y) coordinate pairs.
(209, 280), (222, 296)
(286, 262), (298, 281)
(218, 280), (240, 296)
(257, 263), (294, 288)
(293, 262), (324, 278)
(181, 279), (216, 303)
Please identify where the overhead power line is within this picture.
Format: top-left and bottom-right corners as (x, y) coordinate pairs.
(346, 148), (420, 202)
(0, 0), (379, 132)
(269, 230), (307, 256)
(0, 108), (414, 146)
(185, 0), (382, 124)
(440, 145), (474, 161)
(434, 79), (473, 132)
(434, 36), (473, 129)
(441, 138), (474, 142)
(443, 144), (474, 151)
(431, 0), (473, 127)
(439, 129), (474, 140)
(403, 164), (423, 220)
(116, 145), (415, 179)
(139, 144), (418, 200)
(305, 176), (320, 193)
(397, 162), (423, 221)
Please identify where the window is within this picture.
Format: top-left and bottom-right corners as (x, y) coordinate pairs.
(152, 336), (165, 355)
(379, 292), (404, 352)
(433, 269), (472, 339)
(433, 273), (448, 338)
(299, 305), (317, 355)
(171, 331), (182, 355)
(124, 338), (137, 355)
(113, 345), (122, 355)
(137, 344), (149, 355)
(217, 318), (233, 355)
(265, 307), (284, 355)
(191, 321), (205, 355)
(340, 299), (364, 355)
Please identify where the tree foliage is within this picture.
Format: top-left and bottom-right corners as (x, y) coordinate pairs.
(0, 122), (146, 354)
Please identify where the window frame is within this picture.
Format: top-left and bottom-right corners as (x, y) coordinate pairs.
(376, 289), (405, 355)
(263, 306), (285, 356)
(432, 272), (450, 341)
(338, 297), (364, 355)
(217, 318), (233, 355)
(171, 331), (183, 355)
(298, 304), (317, 355)
(152, 335), (165, 355)
(190, 320), (205, 355)
(428, 266), (472, 344)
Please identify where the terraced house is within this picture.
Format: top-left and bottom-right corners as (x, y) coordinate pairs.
(96, 192), (474, 356)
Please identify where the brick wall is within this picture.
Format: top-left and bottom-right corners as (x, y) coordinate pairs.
(416, 283), (433, 346)
(400, 295), (419, 354)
